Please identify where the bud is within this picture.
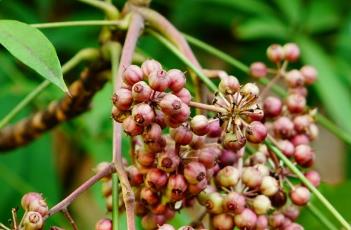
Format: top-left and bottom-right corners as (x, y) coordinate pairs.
(166, 174), (187, 202)
(234, 208), (257, 229)
(286, 93), (306, 114)
(123, 65), (143, 86)
(23, 211), (43, 230)
(143, 123), (162, 143)
(223, 132), (246, 151)
(252, 195), (271, 215)
(190, 115), (209, 136)
(21, 192), (43, 211)
(184, 161), (207, 184)
(95, 218), (112, 230)
(215, 166), (240, 187)
(140, 187), (159, 205)
(132, 81), (152, 102)
(141, 59), (162, 78)
(174, 88), (192, 105)
(212, 213), (235, 230)
(294, 144), (315, 167)
(219, 75), (240, 94)
(167, 69), (186, 92)
(204, 192), (224, 214)
(304, 170), (321, 187)
(112, 89), (132, 111)
(148, 70), (170, 92)
(126, 165), (143, 186)
(245, 121), (267, 143)
(157, 151), (180, 173)
(285, 70), (304, 88)
(283, 43), (300, 62)
(222, 191), (245, 214)
(263, 96), (282, 118)
(290, 186), (310, 206)
(145, 168), (168, 191)
(241, 167), (263, 188)
(241, 83), (260, 97)
(250, 62), (267, 79)
(267, 44), (284, 63)
(207, 119), (222, 138)
(122, 116), (143, 136)
(260, 176), (279, 196)
(300, 65), (317, 85)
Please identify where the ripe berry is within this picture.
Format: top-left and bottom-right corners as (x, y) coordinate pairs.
(252, 195), (272, 215)
(222, 191), (246, 214)
(166, 174), (188, 202)
(132, 81), (152, 102)
(245, 121), (267, 143)
(174, 88), (192, 105)
(132, 103), (155, 126)
(148, 70), (170, 92)
(270, 189), (287, 208)
(283, 43), (300, 62)
(283, 205), (300, 221)
(157, 151), (180, 173)
(159, 94), (183, 115)
(218, 149), (238, 167)
(250, 62), (267, 79)
(290, 186), (310, 206)
(140, 187), (159, 205)
(263, 96), (282, 118)
(184, 161), (207, 184)
(215, 166), (240, 187)
(141, 59), (162, 78)
(122, 116), (143, 136)
(95, 218), (113, 230)
(277, 140), (295, 158)
(198, 148), (218, 169)
(207, 119), (222, 138)
(112, 89), (133, 111)
(136, 149), (156, 167)
(267, 44), (284, 63)
(167, 69), (186, 92)
(170, 126), (193, 145)
(126, 165), (143, 186)
(123, 65), (143, 86)
(273, 116), (295, 138)
(294, 144), (315, 167)
(286, 93), (306, 114)
(300, 65), (317, 85)
(190, 115), (209, 136)
(145, 168), (168, 191)
(269, 213), (285, 228)
(304, 170), (321, 187)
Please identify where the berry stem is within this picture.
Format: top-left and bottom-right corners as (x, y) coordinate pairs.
(189, 101), (227, 114)
(62, 209), (78, 230)
(30, 20), (129, 29)
(47, 163), (116, 217)
(112, 12), (144, 230)
(265, 137), (350, 230)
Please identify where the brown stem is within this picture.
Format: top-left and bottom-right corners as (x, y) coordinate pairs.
(62, 209), (78, 230)
(11, 208), (18, 230)
(46, 163), (115, 217)
(189, 101), (227, 114)
(112, 12), (144, 230)
(0, 61), (110, 152)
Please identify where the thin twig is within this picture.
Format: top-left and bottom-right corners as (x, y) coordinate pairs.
(62, 209), (78, 230)
(11, 208), (18, 230)
(189, 101), (226, 114)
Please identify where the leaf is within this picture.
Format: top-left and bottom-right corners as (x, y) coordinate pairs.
(0, 20), (68, 92)
(274, 0), (301, 25)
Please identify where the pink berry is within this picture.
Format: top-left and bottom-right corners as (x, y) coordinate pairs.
(241, 167), (263, 188)
(112, 89), (132, 111)
(278, 140), (295, 157)
(290, 186), (310, 206)
(28, 199), (48, 217)
(283, 205), (300, 221)
(274, 116), (295, 138)
(141, 59), (162, 78)
(286, 93), (306, 114)
(215, 166), (240, 187)
(167, 69), (186, 92)
(198, 148), (218, 169)
(190, 115), (209, 136)
(218, 149), (238, 167)
(132, 81), (152, 102)
(148, 70), (170, 92)
(291, 134), (310, 146)
(269, 213), (285, 228)
(207, 119), (222, 138)
(267, 44), (284, 63)
(184, 161), (207, 184)
(157, 151), (180, 173)
(212, 213), (235, 230)
(256, 215), (268, 230)
(245, 121), (267, 143)
(234, 208), (257, 229)
(132, 103), (155, 126)
(145, 168), (168, 191)
(21, 192), (43, 211)
(300, 65), (317, 85)
(174, 88), (192, 104)
(250, 62), (267, 78)
(159, 93), (183, 115)
(304, 170), (321, 187)
(142, 123), (162, 143)
(264, 96), (282, 118)
(166, 174), (188, 202)
(95, 218), (112, 230)
(122, 116), (143, 136)
(283, 43), (300, 62)
(222, 191), (246, 214)
(219, 75), (240, 94)
(123, 65), (143, 86)
(294, 144), (315, 167)
(293, 115), (311, 133)
(285, 70), (304, 88)
(187, 178), (208, 196)
(170, 125), (193, 145)
(136, 149), (156, 167)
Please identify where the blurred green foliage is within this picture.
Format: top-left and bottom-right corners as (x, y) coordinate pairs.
(1, 0), (351, 229)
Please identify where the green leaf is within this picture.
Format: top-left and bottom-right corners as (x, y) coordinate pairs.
(0, 20), (68, 92)
(274, 0), (301, 25)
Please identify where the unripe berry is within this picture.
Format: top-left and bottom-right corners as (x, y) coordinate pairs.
(219, 75), (240, 94)
(263, 96), (282, 118)
(102, 180), (112, 197)
(140, 187), (159, 205)
(145, 168), (168, 191)
(278, 140), (295, 158)
(122, 116), (143, 136)
(256, 215), (268, 230)
(294, 144), (315, 167)
(245, 121), (267, 143)
(222, 191), (245, 214)
(241, 167), (263, 188)
(283, 43), (300, 62)
(184, 161), (207, 184)
(290, 186), (310, 206)
(148, 70), (170, 92)
(252, 195), (272, 215)
(157, 224), (175, 230)
(132, 81), (152, 102)
(167, 69), (186, 92)
(207, 119), (222, 138)
(212, 213), (235, 230)
(166, 174), (187, 202)
(286, 93), (306, 114)
(274, 116), (295, 138)
(123, 65), (143, 86)
(141, 59), (162, 78)
(187, 178), (208, 196)
(241, 83), (260, 97)
(249, 151), (267, 165)
(23, 211), (43, 230)
(190, 115), (209, 136)
(215, 166), (240, 187)
(95, 218), (112, 230)
(143, 123), (162, 143)
(126, 165), (143, 186)
(170, 126), (193, 145)
(308, 123), (319, 140)
(112, 89), (132, 111)
(260, 176), (279, 196)
(204, 192), (224, 214)
(270, 189), (287, 208)
(250, 62), (267, 78)
(28, 199), (48, 217)
(223, 132), (246, 151)
(234, 208), (257, 229)
(159, 94), (183, 115)
(21, 192), (43, 211)
(157, 151), (180, 173)
(267, 44), (284, 63)
(285, 70), (304, 88)
(300, 65), (317, 85)
(174, 88), (192, 105)
(304, 170), (321, 187)
(254, 164), (270, 177)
